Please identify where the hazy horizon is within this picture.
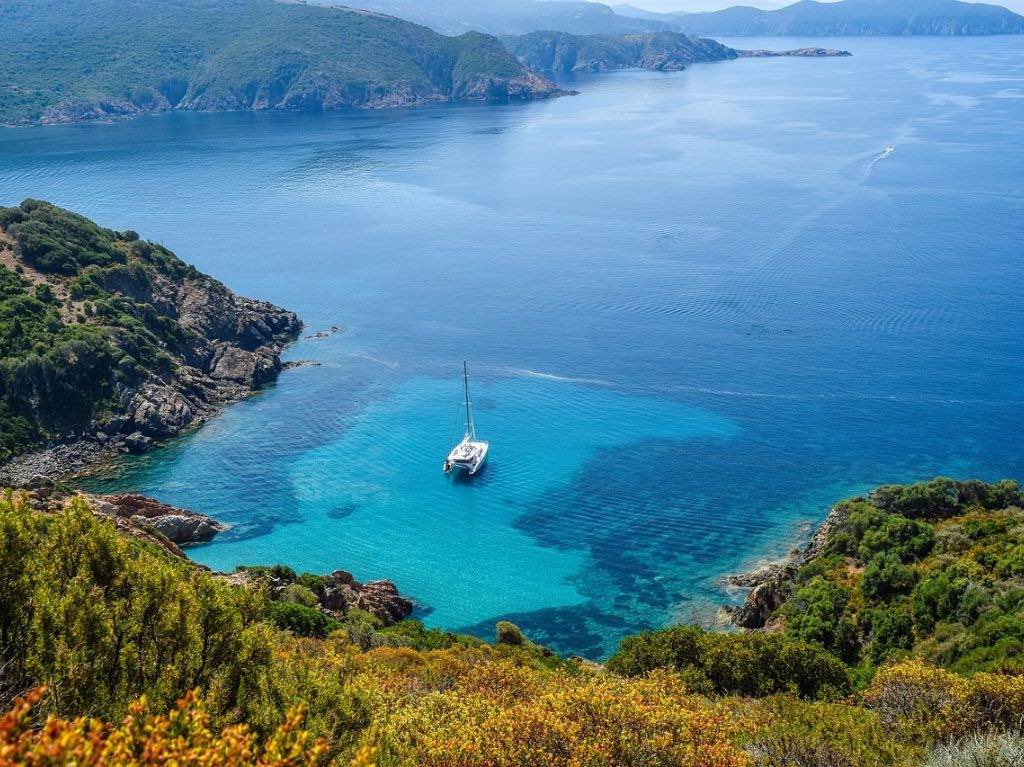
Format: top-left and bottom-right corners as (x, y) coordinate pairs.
(611, 0), (1024, 17)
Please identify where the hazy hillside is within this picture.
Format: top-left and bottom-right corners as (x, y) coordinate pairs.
(0, 0), (563, 125)
(505, 30), (737, 72)
(322, 0), (682, 35)
(626, 0), (1024, 36)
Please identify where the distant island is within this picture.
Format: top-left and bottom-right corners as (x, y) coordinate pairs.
(618, 0), (1024, 37)
(0, 0), (564, 126)
(504, 30), (850, 73)
(0, 199), (301, 484)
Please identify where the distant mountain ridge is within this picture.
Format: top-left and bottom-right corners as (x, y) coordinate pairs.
(616, 0), (1024, 36)
(317, 0), (682, 35)
(0, 0), (564, 126)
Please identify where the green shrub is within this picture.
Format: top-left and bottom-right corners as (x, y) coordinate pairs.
(0, 493), (269, 718)
(746, 696), (918, 767)
(268, 601), (341, 639)
(861, 553), (916, 601)
(608, 626), (851, 700)
(6, 200), (123, 275)
(782, 576), (851, 655)
(495, 621), (525, 646)
(278, 583), (319, 608)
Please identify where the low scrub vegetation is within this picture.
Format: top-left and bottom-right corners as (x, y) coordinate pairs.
(2, 481), (1023, 765)
(778, 478), (1024, 677)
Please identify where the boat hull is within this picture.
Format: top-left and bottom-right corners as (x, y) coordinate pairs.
(444, 438), (489, 476)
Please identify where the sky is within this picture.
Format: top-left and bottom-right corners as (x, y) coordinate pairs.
(618, 0), (1024, 14)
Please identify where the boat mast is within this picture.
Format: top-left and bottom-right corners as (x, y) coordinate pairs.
(464, 360), (476, 440)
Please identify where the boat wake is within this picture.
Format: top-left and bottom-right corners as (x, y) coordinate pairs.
(862, 145), (895, 180)
(511, 368), (613, 387)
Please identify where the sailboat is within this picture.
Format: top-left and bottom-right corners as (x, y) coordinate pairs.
(444, 361), (489, 476)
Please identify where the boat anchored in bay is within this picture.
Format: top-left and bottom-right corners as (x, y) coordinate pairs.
(444, 361), (488, 476)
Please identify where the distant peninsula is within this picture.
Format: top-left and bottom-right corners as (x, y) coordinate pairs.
(0, 0), (564, 126)
(0, 199), (302, 484)
(504, 31), (850, 74)
(618, 0), (1024, 37)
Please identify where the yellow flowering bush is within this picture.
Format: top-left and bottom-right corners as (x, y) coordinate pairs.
(0, 687), (330, 766)
(863, 658), (970, 738)
(361, 662), (749, 767)
(863, 658), (1024, 740)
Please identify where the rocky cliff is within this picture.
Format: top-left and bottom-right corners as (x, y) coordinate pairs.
(0, 200), (301, 484)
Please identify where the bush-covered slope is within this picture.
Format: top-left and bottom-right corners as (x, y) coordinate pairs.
(0, 0), (563, 125)
(730, 478), (1024, 680)
(2, 488), (1024, 766)
(505, 30), (737, 73)
(0, 200), (300, 468)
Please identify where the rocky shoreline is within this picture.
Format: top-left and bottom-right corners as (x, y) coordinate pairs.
(14, 483), (414, 626)
(0, 289), (301, 487)
(722, 503), (850, 630)
(223, 567), (414, 627)
(17, 483), (226, 556)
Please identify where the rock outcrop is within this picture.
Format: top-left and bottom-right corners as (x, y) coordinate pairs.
(226, 567), (414, 627)
(323, 570), (415, 624)
(14, 483), (226, 558)
(90, 493), (227, 544)
(724, 503), (851, 629)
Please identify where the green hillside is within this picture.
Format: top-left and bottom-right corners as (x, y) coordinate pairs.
(736, 478), (1024, 682)
(0, 0), (562, 125)
(0, 200), (299, 465)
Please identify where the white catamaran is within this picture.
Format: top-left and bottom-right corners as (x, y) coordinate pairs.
(444, 361), (489, 476)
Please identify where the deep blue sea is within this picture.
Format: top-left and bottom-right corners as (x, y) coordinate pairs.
(2, 37), (1022, 658)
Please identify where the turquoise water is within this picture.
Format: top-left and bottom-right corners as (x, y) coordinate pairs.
(2, 36), (1022, 657)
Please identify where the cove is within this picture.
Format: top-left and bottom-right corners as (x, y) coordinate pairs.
(4, 35), (1022, 657)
